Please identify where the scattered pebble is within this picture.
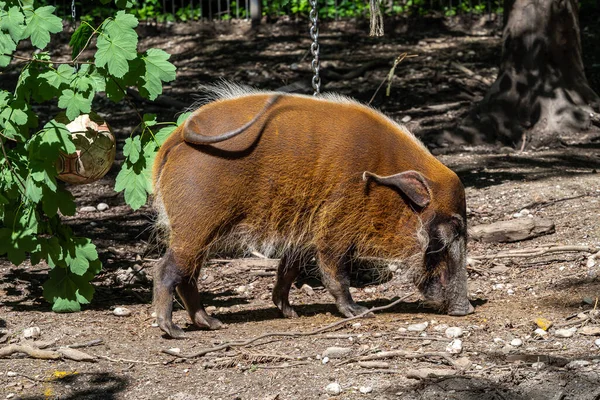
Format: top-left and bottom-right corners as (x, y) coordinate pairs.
(398, 328), (408, 333)
(321, 357), (330, 364)
(23, 327), (41, 339)
(580, 326), (600, 336)
(325, 382), (342, 395)
(352, 323), (361, 329)
(507, 289), (515, 295)
(364, 287), (376, 294)
(301, 284), (315, 296)
(454, 357), (472, 369)
(6, 371), (17, 377)
(359, 386), (373, 394)
(446, 339), (462, 354)
(401, 115), (412, 123)
(322, 347), (352, 359)
(235, 285), (247, 294)
(532, 361), (545, 370)
(595, 338), (600, 348)
(492, 283), (505, 290)
(535, 317), (553, 331)
(445, 327), (463, 338)
(566, 360), (591, 369)
(510, 338), (523, 347)
(408, 322), (428, 332)
(533, 328), (548, 338)
(113, 307), (131, 317)
(79, 206), (97, 213)
(554, 328), (577, 338)
(433, 324), (449, 332)
(388, 264), (399, 272)
(168, 348), (181, 354)
(7, 394), (15, 399)
(96, 202), (109, 211)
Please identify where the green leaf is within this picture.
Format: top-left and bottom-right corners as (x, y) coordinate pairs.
(42, 266), (96, 312)
(64, 237), (98, 276)
(22, 6), (62, 49)
(140, 49), (176, 100)
(0, 227), (37, 266)
(123, 136), (141, 164)
(57, 89), (92, 120)
(115, 161), (149, 210)
(176, 112), (191, 125)
(0, 6), (26, 42)
(95, 11), (138, 78)
(114, 0), (136, 8)
(69, 23), (93, 59)
(143, 113), (157, 126)
(39, 64), (75, 89)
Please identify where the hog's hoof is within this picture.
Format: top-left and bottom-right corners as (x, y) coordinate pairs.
(280, 305), (299, 319)
(448, 302), (475, 316)
(338, 303), (372, 318)
(194, 314), (224, 330)
(158, 320), (186, 339)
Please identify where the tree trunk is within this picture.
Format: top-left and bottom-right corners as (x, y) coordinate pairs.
(250, 0), (262, 26)
(460, 0), (600, 148)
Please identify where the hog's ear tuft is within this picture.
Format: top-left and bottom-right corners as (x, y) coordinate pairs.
(363, 170), (431, 208)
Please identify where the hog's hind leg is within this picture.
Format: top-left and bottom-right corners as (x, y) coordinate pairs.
(318, 250), (370, 318)
(154, 249), (186, 339)
(272, 251), (303, 318)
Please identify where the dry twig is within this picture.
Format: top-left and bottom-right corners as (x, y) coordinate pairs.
(99, 355), (161, 365)
(471, 245), (598, 261)
(162, 292), (415, 359)
(0, 344), (60, 360)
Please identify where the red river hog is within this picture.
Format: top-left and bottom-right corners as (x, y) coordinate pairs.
(152, 83), (473, 338)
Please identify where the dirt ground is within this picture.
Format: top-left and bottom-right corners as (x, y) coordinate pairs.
(2, 15), (600, 400)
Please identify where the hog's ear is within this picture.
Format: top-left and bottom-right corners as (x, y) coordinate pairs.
(363, 170), (431, 208)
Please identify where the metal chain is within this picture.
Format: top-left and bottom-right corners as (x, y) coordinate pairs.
(309, 0), (321, 96)
(71, 0), (78, 71)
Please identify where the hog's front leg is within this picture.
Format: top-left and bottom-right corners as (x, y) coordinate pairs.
(317, 250), (370, 317)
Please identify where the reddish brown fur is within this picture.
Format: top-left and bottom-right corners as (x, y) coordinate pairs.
(152, 90), (469, 337)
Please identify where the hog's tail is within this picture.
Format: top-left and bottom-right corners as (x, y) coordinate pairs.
(182, 94), (282, 145)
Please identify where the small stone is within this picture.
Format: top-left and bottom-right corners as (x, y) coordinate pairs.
(492, 283), (505, 290)
(96, 203), (109, 211)
(519, 208), (530, 216)
(7, 394), (15, 399)
(352, 322), (361, 329)
(595, 338), (600, 348)
(235, 285), (246, 294)
(533, 328), (548, 338)
(493, 337), (504, 344)
(507, 289), (515, 295)
(388, 264), (399, 273)
(322, 347), (352, 359)
(321, 356), (329, 364)
(454, 357), (472, 369)
(554, 328), (576, 338)
(587, 257), (596, 268)
(446, 339), (462, 354)
(532, 361), (545, 370)
(401, 115), (412, 123)
(457, 51), (464, 57)
(580, 326), (600, 336)
(6, 371), (17, 377)
(578, 313), (588, 320)
(510, 338), (523, 347)
(535, 317), (553, 331)
(364, 287), (376, 294)
(79, 206), (96, 213)
(151, 322), (159, 327)
(113, 307), (131, 317)
(359, 386), (373, 394)
(23, 326), (41, 339)
(407, 322), (428, 332)
(566, 360), (591, 369)
(168, 348), (181, 354)
(397, 328), (407, 333)
(583, 297), (595, 305)
(445, 327), (463, 338)
(433, 324), (449, 332)
(301, 284), (314, 296)
(325, 382), (341, 395)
